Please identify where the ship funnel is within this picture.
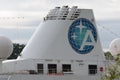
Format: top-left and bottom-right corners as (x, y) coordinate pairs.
(18, 6), (105, 61)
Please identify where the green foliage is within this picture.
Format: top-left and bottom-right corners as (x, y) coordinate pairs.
(104, 51), (113, 60)
(103, 65), (120, 80)
(114, 54), (120, 65)
(103, 53), (120, 80)
(7, 43), (25, 59)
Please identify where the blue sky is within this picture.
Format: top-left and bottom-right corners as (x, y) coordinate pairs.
(0, 0), (119, 49)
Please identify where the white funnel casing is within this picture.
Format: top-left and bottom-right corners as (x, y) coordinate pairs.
(18, 7), (105, 61)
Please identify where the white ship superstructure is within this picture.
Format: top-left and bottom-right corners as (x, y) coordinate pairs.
(0, 6), (105, 80)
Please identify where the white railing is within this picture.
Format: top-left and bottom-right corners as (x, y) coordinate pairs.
(0, 69), (100, 76)
(44, 6), (81, 20)
(0, 74), (103, 80)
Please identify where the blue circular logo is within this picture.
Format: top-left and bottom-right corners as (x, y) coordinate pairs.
(68, 18), (97, 54)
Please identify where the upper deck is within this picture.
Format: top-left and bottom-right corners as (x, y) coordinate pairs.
(44, 6), (90, 20)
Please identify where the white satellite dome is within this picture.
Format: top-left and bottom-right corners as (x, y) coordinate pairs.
(109, 38), (120, 56)
(0, 36), (13, 59)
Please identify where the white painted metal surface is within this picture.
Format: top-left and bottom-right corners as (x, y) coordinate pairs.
(0, 6), (106, 80)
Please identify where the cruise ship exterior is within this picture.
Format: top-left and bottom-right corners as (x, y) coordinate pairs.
(0, 6), (105, 80)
